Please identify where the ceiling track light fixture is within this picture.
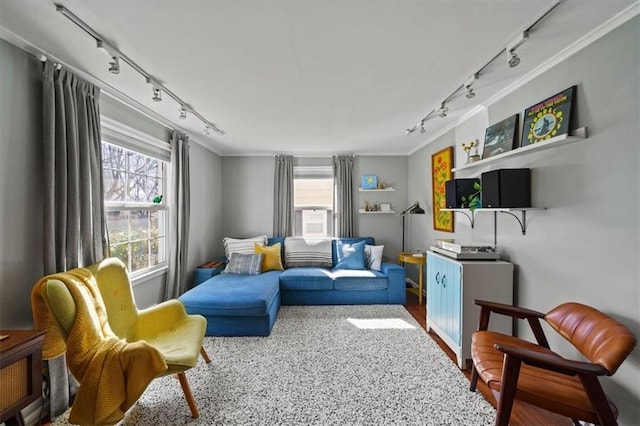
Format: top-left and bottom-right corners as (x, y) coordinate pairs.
(464, 73), (478, 99)
(179, 105), (188, 120)
(438, 103), (449, 118)
(506, 31), (529, 68)
(55, 3), (225, 136)
(97, 40), (120, 74)
(404, 0), (562, 135)
(147, 78), (162, 102)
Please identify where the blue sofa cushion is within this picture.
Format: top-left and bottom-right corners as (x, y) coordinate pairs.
(332, 269), (388, 291)
(179, 271), (281, 317)
(279, 267), (333, 290)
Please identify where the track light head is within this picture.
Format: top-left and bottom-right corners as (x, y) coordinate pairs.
(465, 86), (475, 99)
(179, 105), (187, 119)
(146, 77), (162, 102)
(420, 119), (426, 134)
(438, 103), (448, 118)
(507, 31), (528, 68)
(464, 73), (478, 99)
(204, 125), (211, 135)
(507, 51), (521, 68)
(151, 87), (162, 102)
(108, 56), (120, 74)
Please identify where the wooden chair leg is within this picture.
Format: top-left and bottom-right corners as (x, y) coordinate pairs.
(469, 364), (480, 392)
(200, 346), (211, 363)
(495, 354), (521, 426)
(177, 372), (199, 418)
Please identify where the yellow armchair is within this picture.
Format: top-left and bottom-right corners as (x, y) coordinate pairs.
(32, 258), (210, 424)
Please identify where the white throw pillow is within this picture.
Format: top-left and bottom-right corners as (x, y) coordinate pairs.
(364, 245), (384, 271)
(222, 235), (267, 260)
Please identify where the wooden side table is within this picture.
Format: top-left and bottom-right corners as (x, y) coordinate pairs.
(398, 252), (426, 305)
(0, 330), (45, 426)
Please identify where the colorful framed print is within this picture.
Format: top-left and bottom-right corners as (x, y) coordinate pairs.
(522, 86), (576, 147)
(482, 114), (519, 159)
(361, 175), (378, 189)
(431, 146), (454, 232)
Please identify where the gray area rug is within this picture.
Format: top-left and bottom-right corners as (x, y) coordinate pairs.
(54, 305), (495, 425)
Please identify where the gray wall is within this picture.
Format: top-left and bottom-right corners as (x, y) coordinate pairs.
(0, 39), (44, 328)
(220, 155), (410, 265)
(409, 17), (640, 423)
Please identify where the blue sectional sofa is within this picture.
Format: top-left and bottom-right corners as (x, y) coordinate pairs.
(179, 237), (406, 336)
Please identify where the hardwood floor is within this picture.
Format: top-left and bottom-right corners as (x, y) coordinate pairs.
(404, 291), (572, 426)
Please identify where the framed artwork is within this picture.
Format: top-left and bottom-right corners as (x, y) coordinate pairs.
(361, 175), (378, 189)
(482, 114), (519, 159)
(522, 86), (576, 147)
(431, 146), (454, 232)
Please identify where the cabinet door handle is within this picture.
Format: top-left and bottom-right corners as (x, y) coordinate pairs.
(442, 274), (447, 288)
(435, 272), (440, 285)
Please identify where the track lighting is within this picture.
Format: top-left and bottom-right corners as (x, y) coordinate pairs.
(464, 73), (477, 99)
(204, 125), (211, 135)
(506, 31), (528, 68)
(108, 56), (120, 74)
(404, 1), (562, 135)
(97, 40), (120, 74)
(420, 120), (426, 134)
(152, 88), (162, 102)
(146, 78), (162, 102)
(465, 86), (475, 99)
(179, 105), (187, 119)
(438, 103), (448, 118)
(507, 51), (520, 68)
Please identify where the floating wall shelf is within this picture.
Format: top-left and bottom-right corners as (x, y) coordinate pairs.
(358, 187), (395, 192)
(358, 209), (395, 214)
(452, 127), (587, 173)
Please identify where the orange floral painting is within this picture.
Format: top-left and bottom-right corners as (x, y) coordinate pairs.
(431, 146), (454, 232)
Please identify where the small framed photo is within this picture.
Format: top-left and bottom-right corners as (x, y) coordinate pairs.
(482, 114), (519, 159)
(361, 175), (378, 189)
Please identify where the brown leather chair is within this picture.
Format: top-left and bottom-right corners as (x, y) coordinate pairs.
(469, 300), (636, 426)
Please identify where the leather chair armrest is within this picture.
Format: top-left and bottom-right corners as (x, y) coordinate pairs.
(474, 299), (545, 319)
(474, 299), (550, 347)
(494, 343), (609, 377)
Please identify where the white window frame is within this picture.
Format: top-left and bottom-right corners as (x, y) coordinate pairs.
(101, 117), (171, 283)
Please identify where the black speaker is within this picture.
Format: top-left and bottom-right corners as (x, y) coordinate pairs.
(481, 168), (531, 208)
(445, 178), (480, 208)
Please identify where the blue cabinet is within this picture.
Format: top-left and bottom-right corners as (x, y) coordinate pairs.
(427, 251), (513, 368)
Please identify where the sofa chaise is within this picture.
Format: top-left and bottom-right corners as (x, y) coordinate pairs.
(179, 237), (406, 336)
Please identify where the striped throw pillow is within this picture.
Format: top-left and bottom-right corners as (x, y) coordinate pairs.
(223, 235), (267, 260)
(284, 237), (332, 268)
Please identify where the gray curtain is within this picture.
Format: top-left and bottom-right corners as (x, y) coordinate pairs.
(333, 155), (354, 237)
(164, 131), (191, 299)
(273, 155), (294, 237)
(42, 61), (107, 418)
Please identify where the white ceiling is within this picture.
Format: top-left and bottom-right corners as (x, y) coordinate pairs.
(0, 0), (636, 155)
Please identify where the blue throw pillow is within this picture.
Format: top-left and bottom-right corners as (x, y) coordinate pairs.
(335, 240), (366, 270)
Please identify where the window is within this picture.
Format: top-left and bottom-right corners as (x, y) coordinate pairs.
(293, 166), (334, 237)
(102, 136), (168, 277)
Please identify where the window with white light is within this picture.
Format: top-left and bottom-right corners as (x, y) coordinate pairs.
(102, 141), (168, 276)
(293, 166), (334, 238)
